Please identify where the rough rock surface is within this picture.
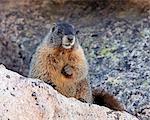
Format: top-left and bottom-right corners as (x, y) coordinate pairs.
(0, 65), (138, 120)
(0, 1), (149, 120)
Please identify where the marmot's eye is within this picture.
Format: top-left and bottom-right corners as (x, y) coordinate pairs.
(57, 29), (62, 34)
(76, 30), (80, 35)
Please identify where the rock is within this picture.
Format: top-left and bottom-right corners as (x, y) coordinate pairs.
(0, 0), (149, 119)
(0, 65), (138, 120)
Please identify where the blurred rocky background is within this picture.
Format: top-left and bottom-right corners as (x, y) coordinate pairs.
(0, 0), (149, 119)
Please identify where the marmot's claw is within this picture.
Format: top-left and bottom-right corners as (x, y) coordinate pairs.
(61, 64), (73, 77)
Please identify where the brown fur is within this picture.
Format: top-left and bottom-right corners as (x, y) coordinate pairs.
(29, 43), (92, 103)
(29, 22), (124, 111)
(93, 89), (124, 111)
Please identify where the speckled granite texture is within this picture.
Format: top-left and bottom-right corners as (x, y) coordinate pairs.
(0, 1), (149, 119)
(0, 65), (139, 120)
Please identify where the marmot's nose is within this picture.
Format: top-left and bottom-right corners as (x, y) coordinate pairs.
(67, 35), (74, 42)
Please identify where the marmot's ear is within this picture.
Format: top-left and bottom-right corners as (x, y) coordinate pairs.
(51, 23), (56, 33)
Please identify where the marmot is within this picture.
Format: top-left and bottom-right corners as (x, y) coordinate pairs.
(29, 22), (123, 111)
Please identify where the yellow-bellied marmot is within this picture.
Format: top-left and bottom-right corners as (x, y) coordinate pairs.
(29, 22), (123, 111)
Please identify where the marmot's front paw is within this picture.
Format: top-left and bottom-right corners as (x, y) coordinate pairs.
(61, 64), (73, 77)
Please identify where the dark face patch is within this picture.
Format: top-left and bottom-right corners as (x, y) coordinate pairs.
(57, 22), (75, 36)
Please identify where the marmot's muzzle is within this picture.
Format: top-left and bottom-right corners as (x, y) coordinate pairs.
(62, 35), (75, 49)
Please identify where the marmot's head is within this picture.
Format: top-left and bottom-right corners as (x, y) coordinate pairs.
(50, 22), (78, 49)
